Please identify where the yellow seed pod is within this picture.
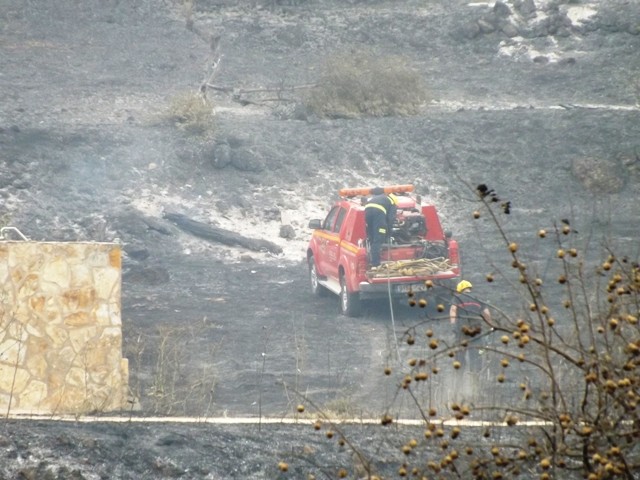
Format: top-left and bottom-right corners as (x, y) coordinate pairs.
(278, 461), (289, 472)
(296, 404), (305, 413)
(538, 229), (546, 238)
(473, 210), (481, 219)
(453, 360), (461, 370)
(508, 242), (518, 253)
(557, 249), (565, 258)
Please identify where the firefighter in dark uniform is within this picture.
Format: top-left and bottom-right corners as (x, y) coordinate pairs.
(364, 192), (398, 267)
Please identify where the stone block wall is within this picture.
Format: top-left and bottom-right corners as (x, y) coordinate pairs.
(0, 241), (128, 415)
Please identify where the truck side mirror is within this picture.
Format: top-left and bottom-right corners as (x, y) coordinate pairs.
(445, 230), (452, 239)
(308, 219), (323, 229)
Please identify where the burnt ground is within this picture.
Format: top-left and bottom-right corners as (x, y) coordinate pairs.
(1, 0), (640, 478)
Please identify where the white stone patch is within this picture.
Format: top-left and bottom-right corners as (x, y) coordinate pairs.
(565, 5), (597, 25)
(131, 188), (328, 264)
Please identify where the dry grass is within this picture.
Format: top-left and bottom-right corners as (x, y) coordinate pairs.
(305, 49), (428, 119)
(165, 91), (215, 135)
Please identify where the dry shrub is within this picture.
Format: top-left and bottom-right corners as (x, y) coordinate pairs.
(125, 322), (218, 416)
(291, 183), (640, 479)
(166, 91), (215, 135)
(305, 50), (428, 119)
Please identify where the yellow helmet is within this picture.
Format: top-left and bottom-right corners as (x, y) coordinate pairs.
(388, 193), (399, 205)
(456, 280), (473, 293)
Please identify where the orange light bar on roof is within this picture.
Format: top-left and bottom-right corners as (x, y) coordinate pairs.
(338, 184), (414, 198)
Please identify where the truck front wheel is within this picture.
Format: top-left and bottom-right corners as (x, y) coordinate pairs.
(340, 273), (361, 317)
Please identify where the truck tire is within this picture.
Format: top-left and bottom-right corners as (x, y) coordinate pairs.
(340, 273), (361, 317)
(308, 255), (328, 297)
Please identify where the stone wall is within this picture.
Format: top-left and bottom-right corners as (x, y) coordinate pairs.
(0, 241), (128, 415)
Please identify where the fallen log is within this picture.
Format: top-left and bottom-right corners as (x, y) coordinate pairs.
(163, 212), (283, 255)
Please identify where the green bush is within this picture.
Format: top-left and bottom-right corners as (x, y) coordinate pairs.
(305, 50), (428, 119)
(166, 91), (215, 135)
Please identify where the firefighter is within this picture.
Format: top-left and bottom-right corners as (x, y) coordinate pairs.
(449, 280), (492, 373)
(364, 192), (398, 267)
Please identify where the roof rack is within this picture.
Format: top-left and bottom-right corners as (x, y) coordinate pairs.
(338, 184), (414, 198)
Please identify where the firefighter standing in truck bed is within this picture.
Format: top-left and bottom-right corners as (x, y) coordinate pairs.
(364, 192), (398, 267)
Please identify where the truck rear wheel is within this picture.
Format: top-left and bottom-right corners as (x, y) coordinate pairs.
(308, 255), (328, 297)
(340, 273), (361, 317)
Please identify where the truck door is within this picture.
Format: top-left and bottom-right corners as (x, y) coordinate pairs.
(316, 206), (341, 277)
(323, 206), (347, 282)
